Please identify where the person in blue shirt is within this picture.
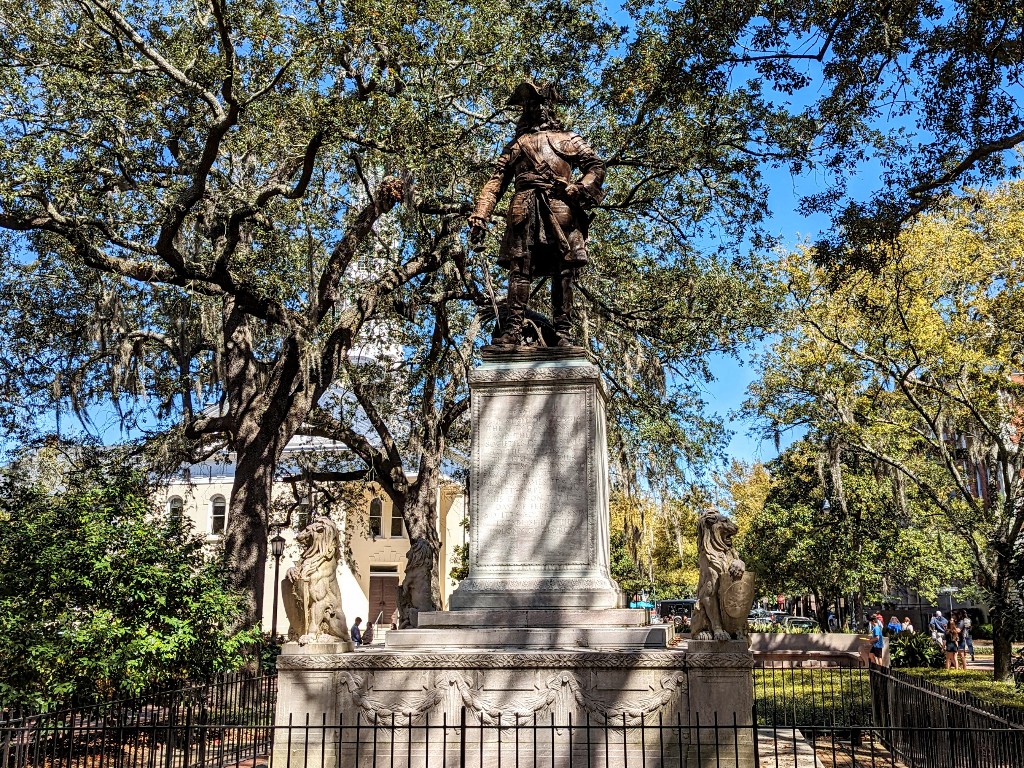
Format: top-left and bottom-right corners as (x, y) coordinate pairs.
(928, 611), (948, 642)
(886, 616), (903, 634)
(870, 614), (885, 665)
(350, 617), (363, 646)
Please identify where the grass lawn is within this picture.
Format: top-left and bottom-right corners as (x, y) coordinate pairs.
(899, 669), (1024, 713)
(966, 641), (1024, 656)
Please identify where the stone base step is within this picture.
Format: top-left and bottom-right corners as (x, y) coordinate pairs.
(416, 608), (651, 629)
(384, 625), (670, 650)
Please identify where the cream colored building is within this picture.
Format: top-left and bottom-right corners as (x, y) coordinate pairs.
(159, 438), (466, 639)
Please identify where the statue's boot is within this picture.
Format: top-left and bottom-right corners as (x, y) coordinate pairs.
(493, 272), (529, 346)
(552, 268), (575, 347)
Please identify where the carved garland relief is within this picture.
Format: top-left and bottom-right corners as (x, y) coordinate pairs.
(336, 669), (687, 727)
(278, 651), (694, 670)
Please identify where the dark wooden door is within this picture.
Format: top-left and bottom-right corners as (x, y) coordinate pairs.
(368, 574), (399, 628)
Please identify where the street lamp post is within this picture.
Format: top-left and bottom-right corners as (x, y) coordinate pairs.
(939, 585), (957, 616)
(270, 529), (286, 642)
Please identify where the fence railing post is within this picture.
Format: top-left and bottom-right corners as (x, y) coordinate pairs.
(459, 706), (466, 768)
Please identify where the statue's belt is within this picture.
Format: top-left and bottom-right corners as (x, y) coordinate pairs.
(514, 174), (566, 195)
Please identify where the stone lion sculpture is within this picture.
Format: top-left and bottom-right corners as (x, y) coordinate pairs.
(281, 515), (352, 647)
(396, 536), (435, 628)
(689, 511), (755, 642)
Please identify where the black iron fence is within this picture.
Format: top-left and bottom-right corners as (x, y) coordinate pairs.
(5, 710), (1021, 768)
(1, 672), (275, 768)
(870, 666), (1024, 768)
(754, 663), (870, 727)
(4, 667), (1023, 767)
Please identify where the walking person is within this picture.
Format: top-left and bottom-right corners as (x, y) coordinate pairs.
(943, 618), (960, 670)
(901, 616), (914, 633)
(962, 612), (975, 661)
(870, 614), (885, 666)
(929, 610), (948, 644)
(955, 611), (969, 670)
(350, 617), (363, 647)
(886, 615), (903, 634)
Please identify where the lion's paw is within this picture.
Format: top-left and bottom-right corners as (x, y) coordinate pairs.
(713, 630), (732, 642)
(696, 630), (714, 641)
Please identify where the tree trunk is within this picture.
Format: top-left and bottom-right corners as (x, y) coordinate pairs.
(990, 567), (1014, 681)
(397, 462), (443, 627)
(223, 450), (276, 629)
(813, 592), (831, 631)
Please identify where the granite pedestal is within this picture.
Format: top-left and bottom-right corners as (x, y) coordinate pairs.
(274, 648), (690, 767)
(274, 350), (752, 766)
(447, 348), (620, 612)
(273, 642), (756, 768)
(685, 641), (756, 768)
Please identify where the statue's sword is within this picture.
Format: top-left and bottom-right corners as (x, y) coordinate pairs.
(470, 239), (502, 330)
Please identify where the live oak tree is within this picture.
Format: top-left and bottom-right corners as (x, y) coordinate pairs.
(0, 0), (790, 628)
(748, 183), (1024, 679)
(0, 0), (622, 627)
(624, 0), (1024, 266)
(285, 295), (479, 624)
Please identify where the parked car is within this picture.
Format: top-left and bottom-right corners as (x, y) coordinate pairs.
(657, 599), (697, 629)
(748, 608), (774, 630)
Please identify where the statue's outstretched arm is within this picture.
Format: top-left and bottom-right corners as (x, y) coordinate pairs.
(470, 147), (514, 234)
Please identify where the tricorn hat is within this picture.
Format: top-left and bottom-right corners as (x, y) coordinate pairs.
(507, 81), (561, 106)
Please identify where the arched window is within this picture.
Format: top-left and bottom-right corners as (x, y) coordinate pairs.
(168, 496), (184, 525)
(210, 495), (227, 535)
(369, 497), (383, 539)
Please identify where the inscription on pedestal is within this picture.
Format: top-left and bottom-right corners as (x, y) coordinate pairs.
(474, 386), (592, 568)
(449, 353), (620, 610)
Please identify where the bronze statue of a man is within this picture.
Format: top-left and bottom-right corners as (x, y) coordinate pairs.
(469, 82), (605, 347)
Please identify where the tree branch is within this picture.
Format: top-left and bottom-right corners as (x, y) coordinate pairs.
(313, 177), (405, 323)
(909, 128), (1024, 198)
(87, 0), (224, 119)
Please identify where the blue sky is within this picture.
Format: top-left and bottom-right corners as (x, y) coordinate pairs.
(702, 158), (836, 467)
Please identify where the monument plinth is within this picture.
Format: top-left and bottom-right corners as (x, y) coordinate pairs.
(449, 347), (620, 610)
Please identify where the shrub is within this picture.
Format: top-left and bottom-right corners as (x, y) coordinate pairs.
(753, 669), (871, 726)
(973, 623), (993, 640)
(889, 631), (944, 669)
(0, 450), (260, 709)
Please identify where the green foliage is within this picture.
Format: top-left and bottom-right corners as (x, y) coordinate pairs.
(449, 543), (470, 585)
(753, 669), (870, 727)
(974, 624), (994, 641)
(609, 530), (647, 599)
(748, 184), (1024, 678)
(889, 632), (944, 670)
(734, 442), (969, 612)
(624, 0), (1024, 267)
(899, 670), (1024, 714)
(609, 492), (699, 599)
(0, 447), (258, 709)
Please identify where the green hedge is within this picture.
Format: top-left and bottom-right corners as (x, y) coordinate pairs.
(753, 668), (871, 727)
